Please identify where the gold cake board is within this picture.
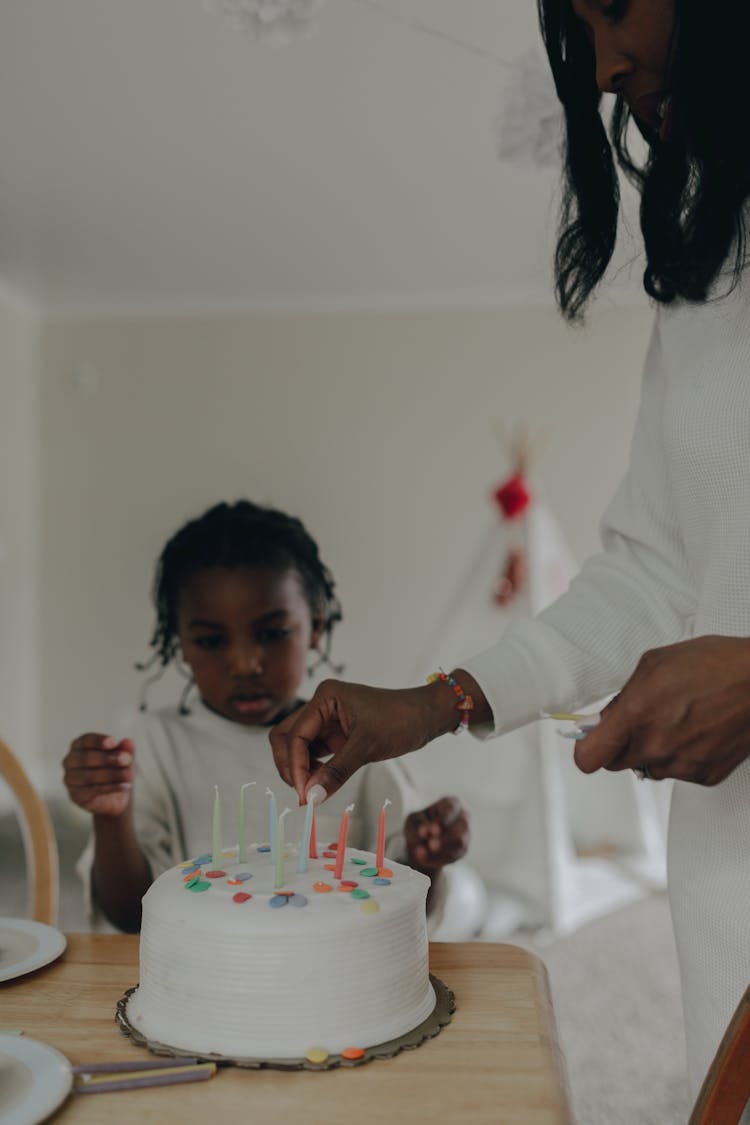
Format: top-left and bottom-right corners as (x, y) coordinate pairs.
(116, 974), (454, 1071)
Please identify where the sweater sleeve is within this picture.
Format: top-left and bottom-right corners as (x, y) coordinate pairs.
(462, 314), (697, 736)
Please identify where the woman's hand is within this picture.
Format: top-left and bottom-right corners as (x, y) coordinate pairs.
(270, 676), (487, 804)
(574, 636), (750, 785)
(62, 733), (135, 817)
(404, 796), (470, 873)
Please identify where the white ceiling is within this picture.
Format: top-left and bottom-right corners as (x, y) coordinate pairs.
(0, 0), (644, 313)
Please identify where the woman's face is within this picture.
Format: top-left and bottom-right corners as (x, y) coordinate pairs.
(569, 0), (676, 134)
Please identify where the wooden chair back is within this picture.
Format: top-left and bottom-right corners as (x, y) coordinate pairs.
(689, 985), (750, 1125)
(0, 738), (59, 925)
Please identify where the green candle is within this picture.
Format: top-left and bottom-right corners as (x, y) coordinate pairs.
(212, 785), (222, 868)
(238, 781), (256, 863)
(274, 808), (290, 890)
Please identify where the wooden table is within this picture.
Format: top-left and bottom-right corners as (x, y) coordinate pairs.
(3, 934), (573, 1124)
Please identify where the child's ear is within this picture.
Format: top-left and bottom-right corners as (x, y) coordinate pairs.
(310, 615), (326, 650)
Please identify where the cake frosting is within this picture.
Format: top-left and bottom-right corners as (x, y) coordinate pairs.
(126, 842), (436, 1060)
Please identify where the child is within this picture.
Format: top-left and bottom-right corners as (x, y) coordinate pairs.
(65, 499), (470, 933)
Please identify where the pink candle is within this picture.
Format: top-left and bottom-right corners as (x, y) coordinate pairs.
(310, 805), (318, 859)
(333, 803), (354, 880)
(375, 797), (392, 869)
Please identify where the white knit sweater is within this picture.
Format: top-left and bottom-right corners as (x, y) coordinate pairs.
(463, 277), (750, 1099)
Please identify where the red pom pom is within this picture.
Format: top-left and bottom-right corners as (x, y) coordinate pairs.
(493, 474), (532, 520)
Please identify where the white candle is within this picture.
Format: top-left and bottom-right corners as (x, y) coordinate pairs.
(297, 785), (325, 874)
(238, 781), (256, 863)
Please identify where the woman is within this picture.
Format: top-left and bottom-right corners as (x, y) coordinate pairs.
(271, 0), (750, 1105)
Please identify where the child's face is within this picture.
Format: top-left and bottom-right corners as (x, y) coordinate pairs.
(176, 565), (323, 727)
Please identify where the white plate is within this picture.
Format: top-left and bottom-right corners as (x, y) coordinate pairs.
(0, 918), (67, 983)
(0, 1035), (72, 1125)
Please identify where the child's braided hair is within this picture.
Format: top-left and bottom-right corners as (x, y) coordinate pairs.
(136, 500), (342, 708)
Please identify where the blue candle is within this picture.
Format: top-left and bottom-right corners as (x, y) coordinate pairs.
(238, 781), (256, 863)
(212, 785), (222, 868)
(266, 787), (278, 863)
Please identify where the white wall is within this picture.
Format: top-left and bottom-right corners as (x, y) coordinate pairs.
(0, 290), (41, 781)
(39, 301), (653, 796)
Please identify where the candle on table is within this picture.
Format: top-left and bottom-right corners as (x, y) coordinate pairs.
(266, 787), (278, 863)
(297, 785), (325, 873)
(238, 781), (256, 863)
(275, 808), (291, 890)
(333, 803), (355, 880)
(375, 797), (392, 869)
(212, 785), (222, 868)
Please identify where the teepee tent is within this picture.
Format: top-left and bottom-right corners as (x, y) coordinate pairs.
(407, 446), (669, 939)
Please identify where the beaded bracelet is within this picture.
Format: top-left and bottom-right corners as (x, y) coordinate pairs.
(426, 669), (475, 734)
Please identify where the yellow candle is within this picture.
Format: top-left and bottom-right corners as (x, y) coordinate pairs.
(376, 797), (391, 868)
(266, 787), (278, 864)
(275, 808), (290, 890)
(212, 785), (222, 868)
(238, 781), (256, 863)
(333, 803), (355, 880)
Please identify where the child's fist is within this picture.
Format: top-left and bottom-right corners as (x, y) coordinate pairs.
(404, 796), (469, 873)
(62, 733), (134, 818)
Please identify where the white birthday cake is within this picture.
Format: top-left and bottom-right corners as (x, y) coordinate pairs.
(126, 843), (436, 1060)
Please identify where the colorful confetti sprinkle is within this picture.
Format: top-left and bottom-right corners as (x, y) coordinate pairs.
(350, 888), (370, 900)
(187, 880), (211, 893)
(232, 892), (252, 903)
(305, 1047), (329, 1064)
(361, 900), (380, 914)
(313, 882), (333, 893)
(269, 895), (288, 908)
(341, 1047), (365, 1061)
(350, 858), (367, 865)
(360, 867), (378, 878)
(373, 877), (391, 886)
(205, 870), (226, 879)
(289, 894), (308, 907)
(377, 868), (393, 878)
(257, 845), (271, 853)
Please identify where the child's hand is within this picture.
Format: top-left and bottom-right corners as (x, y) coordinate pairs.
(62, 733), (135, 817)
(404, 796), (469, 874)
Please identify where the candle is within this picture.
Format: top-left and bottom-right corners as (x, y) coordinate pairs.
(275, 808), (291, 890)
(212, 785), (222, 868)
(297, 786), (324, 873)
(333, 803), (355, 880)
(266, 787), (278, 863)
(310, 805), (317, 859)
(238, 782), (256, 863)
(375, 797), (392, 868)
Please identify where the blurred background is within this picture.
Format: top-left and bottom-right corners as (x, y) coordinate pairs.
(0, 4), (687, 1120)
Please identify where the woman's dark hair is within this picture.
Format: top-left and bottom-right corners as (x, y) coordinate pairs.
(538, 0), (750, 320)
(137, 500), (342, 703)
